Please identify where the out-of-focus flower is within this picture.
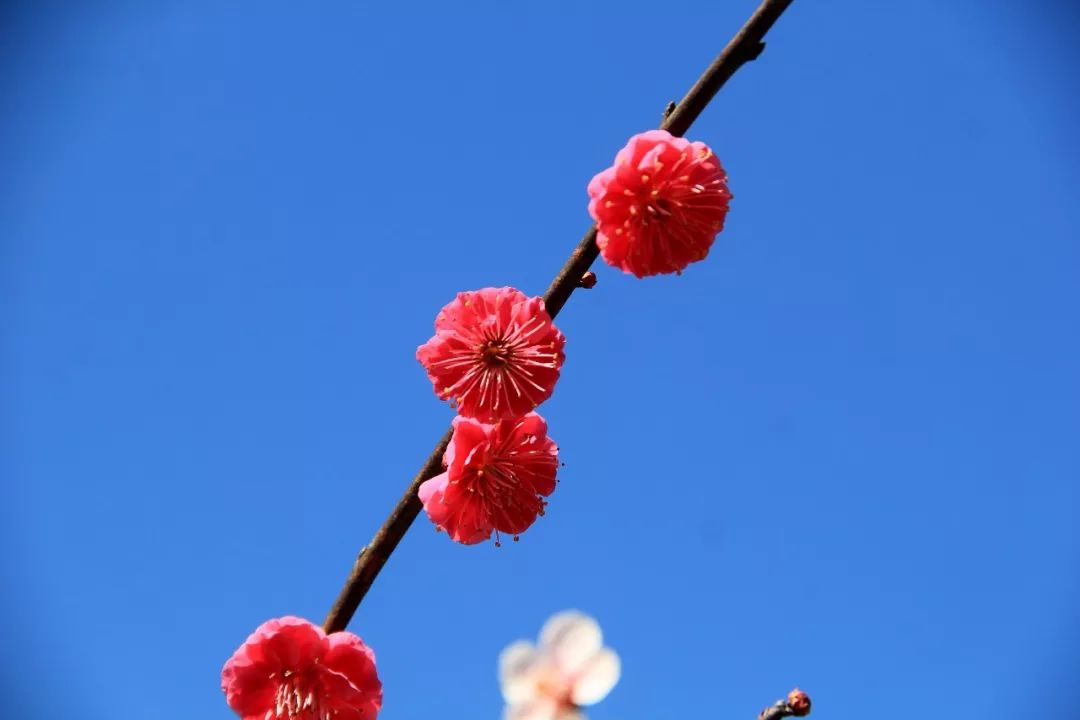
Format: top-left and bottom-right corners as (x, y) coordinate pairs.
(587, 129), (731, 278)
(221, 616), (382, 720)
(499, 611), (620, 720)
(416, 287), (566, 423)
(419, 412), (558, 545)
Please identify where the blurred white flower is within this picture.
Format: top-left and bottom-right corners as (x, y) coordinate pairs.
(499, 611), (621, 720)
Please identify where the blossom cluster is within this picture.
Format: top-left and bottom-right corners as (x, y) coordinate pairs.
(221, 129), (729, 720)
(413, 129), (730, 546)
(415, 286), (565, 545)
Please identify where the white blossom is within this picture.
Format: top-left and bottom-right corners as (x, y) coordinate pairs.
(499, 611), (620, 720)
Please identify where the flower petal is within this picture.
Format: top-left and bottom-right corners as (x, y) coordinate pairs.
(570, 647), (620, 706)
(539, 612), (602, 675)
(418, 472), (449, 509)
(221, 655), (276, 716)
(257, 616), (327, 668)
(499, 641), (540, 703)
(504, 698), (563, 720)
(322, 632), (383, 715)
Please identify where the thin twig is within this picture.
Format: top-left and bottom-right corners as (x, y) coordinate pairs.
(323, 0), (797, 633)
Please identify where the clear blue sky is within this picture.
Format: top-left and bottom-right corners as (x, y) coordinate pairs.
(3, 1), (1078, 718)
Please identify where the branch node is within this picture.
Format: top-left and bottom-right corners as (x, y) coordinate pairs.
(662, 101), (677, 121)
(578, 271), (598, 289)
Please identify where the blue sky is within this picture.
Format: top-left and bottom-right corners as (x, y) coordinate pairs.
(3, 1), (1078, 718)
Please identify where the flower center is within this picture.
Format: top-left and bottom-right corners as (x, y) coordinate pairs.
(480, 340), (512, 366)
(272, 671), (331, 720)
(536, 673), (575, 709)
(642, 194), (675, 224)
(467, 448), (545, 547)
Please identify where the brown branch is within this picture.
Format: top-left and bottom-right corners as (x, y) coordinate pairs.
(758, 689), (812, 720)
(322, 0), (797, 634)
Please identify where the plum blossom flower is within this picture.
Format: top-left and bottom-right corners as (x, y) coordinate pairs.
(587, 129), (732, 278)
(499, 611), (620, 720)
(416, 287), (566, 423)
(221, 616), (382, 720)
(419, 412), (558, 545)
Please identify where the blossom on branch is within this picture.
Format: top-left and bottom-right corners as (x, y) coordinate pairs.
(499, 611), (620, 720)
(419, 412), (558, 545)
(417, 287), (566, 423)
(221, 616), (382, 720)
(588, 129), (731, 277)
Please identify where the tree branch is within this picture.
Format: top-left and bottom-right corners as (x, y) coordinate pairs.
(323, 0), (797, 634)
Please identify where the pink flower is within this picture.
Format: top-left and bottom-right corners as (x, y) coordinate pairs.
(221, 616), (382, 720)
(499, 611), (621, 720)
(587, 129), (732, 278)
(416, 287), (566, 423)
(419, 412), (558, 545)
